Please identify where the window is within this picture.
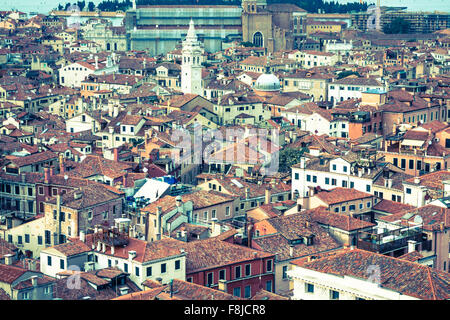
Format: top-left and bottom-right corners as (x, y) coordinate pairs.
(175, 260), (180, 270)
(146, 266), (152, 277)
(60, 259), (65, 269)
(282, 265), (288, 279)
(350, 181), (354, 188)
(367, 202), (371, 208)
(17, 236), (22, 244)
(334, 207), (339, 213)
(124, 263), (128, 273)
(341, 206), (346, 212)
(305, 283), (314, 293)
(47, 256), (52, 266)
(295, 173), (299, 180)
(161, 263), (167, 273)
(306, 175), (311, 182)
(44, 286), (51, 295)
(108, 259), (112, 268)
(343, 166), (347, 173)
(342, 180), (347, 188)
(331, 179), (337, 186)
(219, 269), (226, 280)
(135, 267), (140, 277)
(366, 185), (371, 192)
(235, 266), (241, 279)
(25, 234), (30, 243)
(325, 177), (330, 185)
(409, 159), (414, 169)
(21, 292), (30, 300)
(245, 264), (251, 276)
(406, 188), (412, 194)
(330, 290), (339, 300)
(207, 272), (214, 286)
(38, 236), (42, 245)
(349, 204), (356, 211)
(244, 285), (251, 298)
(401, 159), (406, 169)
(225, 207), (230, 216)
(359, 203), (363, 210)
(233, 287), (241, 297)
(266, 260), (273, 272)
(332, 164), (337, 171)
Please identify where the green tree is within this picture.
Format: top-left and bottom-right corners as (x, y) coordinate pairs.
(337, 71), (360, 79)
(278, 147), (309, 173)
(88, 1), (96, 11)
(383, 17), (411, 34)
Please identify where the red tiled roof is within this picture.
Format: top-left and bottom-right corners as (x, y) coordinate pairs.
(291, 248), (450, 300)
(315, 187), (373, 205)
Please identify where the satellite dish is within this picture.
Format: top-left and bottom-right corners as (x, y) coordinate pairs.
(64, 175), (68, 180)
(413, 215), (423, 224)
(143, 167), (148, 173)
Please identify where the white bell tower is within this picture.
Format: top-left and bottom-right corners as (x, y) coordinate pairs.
(181, 19), (203, 95)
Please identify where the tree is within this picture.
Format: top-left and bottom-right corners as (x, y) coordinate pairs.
(383, 17), (411, 34)
(278, 147), (309, 173)
(88, 1), (96, 11)
(337, 71), (360, 79)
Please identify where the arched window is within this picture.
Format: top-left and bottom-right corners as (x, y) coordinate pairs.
(106, 43), (111, 51)
(253, 32), (263, 47)
(114, 43), (117, 51)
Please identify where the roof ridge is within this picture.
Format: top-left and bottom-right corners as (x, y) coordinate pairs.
(426, 267), (437, 300)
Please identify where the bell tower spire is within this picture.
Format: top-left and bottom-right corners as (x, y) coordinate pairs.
(181, 19), (203, 95)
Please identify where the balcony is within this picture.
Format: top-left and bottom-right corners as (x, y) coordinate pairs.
(357, 225), (424, 254)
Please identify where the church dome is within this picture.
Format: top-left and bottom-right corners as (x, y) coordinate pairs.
(254, 73), (280, 92)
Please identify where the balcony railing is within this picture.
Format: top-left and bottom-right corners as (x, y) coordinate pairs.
(357, 225), (424, 254)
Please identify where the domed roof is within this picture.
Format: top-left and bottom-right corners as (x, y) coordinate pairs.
(254, 73), (280, 92)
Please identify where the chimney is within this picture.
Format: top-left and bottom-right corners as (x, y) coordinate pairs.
(111, 246), (115, 255)
(113, 105), (119, 118)
(4, 254), (14, 265)
(175, 195), (183, 208)
(414, 177), (420, 184)
(31, 276), (38, 287)
(122, 172), (127, 187)
(96, 241), (102, 252)
(80, 231), (86, 243)
(300, 157), (305, 169)
(407, 240), (417, 253)
(218, 279), (227, 292)
(59, 154), (64, 174)
(156, 206), (162, 239)
(102, 242), (106, 253)
(265, 187), (271, 205)
(113, 148), (119, 162)
(44, 167), (50, 183)
(245, 187), (250, 200)
(74, 191), (82, 200)
(289, 245), (294, 258)
(128, 250), (137, 261)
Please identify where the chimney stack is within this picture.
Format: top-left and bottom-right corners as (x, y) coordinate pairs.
(44, 167), (50, 183)
(407, 240), (417, 253)
(80, 231), (86, 243)
(265, 187), (271, 205)
(59, 154), (65, 174)
(218, 279), (227, 292)
(31, 276), (38, 287)
(4, 254), (13, 265)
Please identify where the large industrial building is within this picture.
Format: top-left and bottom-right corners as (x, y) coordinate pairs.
(124, 5), (243, 55)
